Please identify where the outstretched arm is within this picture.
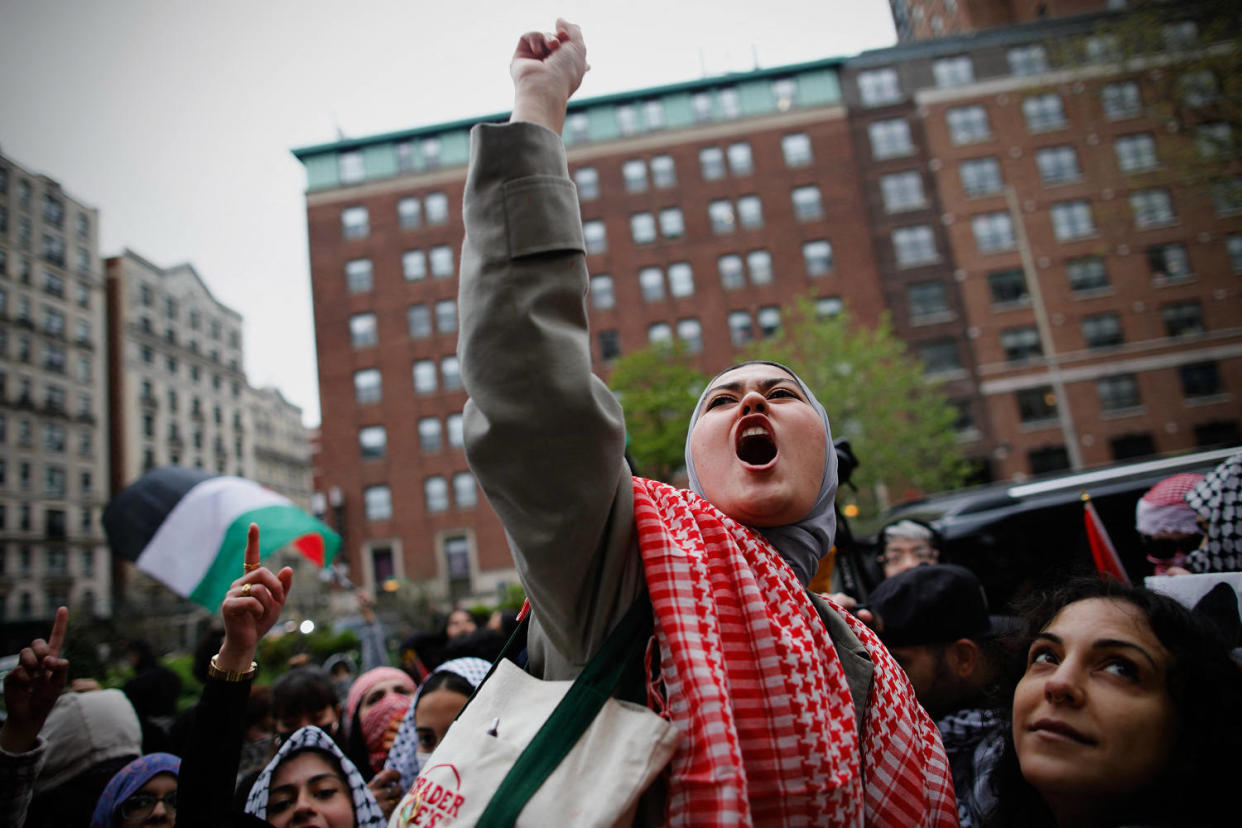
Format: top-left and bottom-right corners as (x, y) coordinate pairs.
(459, 21), (642, 672)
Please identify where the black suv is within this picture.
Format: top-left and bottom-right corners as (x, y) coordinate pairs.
(838, 446), (1239, 612)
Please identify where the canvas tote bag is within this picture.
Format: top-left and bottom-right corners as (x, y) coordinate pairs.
(389, 596), (680, 828)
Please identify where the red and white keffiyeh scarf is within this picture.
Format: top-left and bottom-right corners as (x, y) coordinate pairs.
(633, 477), (957, 827)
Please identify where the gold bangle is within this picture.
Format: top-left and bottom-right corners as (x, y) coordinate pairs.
(208, 654), (258, 682)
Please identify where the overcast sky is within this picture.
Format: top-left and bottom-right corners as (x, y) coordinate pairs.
(0, 0), (896, 426)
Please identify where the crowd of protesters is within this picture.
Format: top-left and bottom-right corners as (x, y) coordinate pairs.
(4, 19), (1242, 827)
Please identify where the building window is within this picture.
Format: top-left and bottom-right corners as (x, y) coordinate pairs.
(429, 246), (454, 278)
(399, 250), (427, 282)
(727, 142), (753, 176)
(566, 112), (589, 143)
(345, 259), (373, 293)
(425, 192), (449, 225)
(1008, 44), (1049, 76)
(349, 313), (378, 348)
(1022, 94), (1066, 132)
(729, 196), (760, 231)
(413, 360), (437, 393)
(644, 100), (666, 129)
(708, 200), (735, 234)
(668, 263), (695, 297)
(341, 206), (369, 239)
(972, 212), (1016, 252)
(1195, 420), (1241, 448)
(631, 212), (657, 244)
(397, 197), (421, 229)
(583, 220), (607, 254)
(1115, 134), (1158, 173)
(868, 119), (914, 159)
(359, 426), (386, 459)
(803, 240), (833, 276)
(893, 225), (938, 267)
(1179, 361), (1221, 398)
(338, 151), (364, 183)
(1130, 189), (1175, 228)
(1036, 146), (1081, 184)
(959, 157), (1003, 197)
(719, 87), (741, 119)
(440, 356), (461, 390)
(418, 417), (442, 452)
(1067, 256), (1110, 292)
(574, 167), (599, 200)
(757, 306), (782, 338)
(1050, 201), (1095, 241)
(988, 268), (1029, 305)
(816, 296), (844, 317)
(1029, 446), (1071, 474)
(453, 472), (478, 508)
(772, 76), (797, 110)
(364, 485), (392, 520)
(650, 155), (676, 188)
(947, 106), (991, 145)
(1001, 326), (1042, 362)
(718, 255), (745, 290)
(590, 275), (615, 309)
(1195, 123), (1234, 159)
(676, 318), (703, 353)
(1180, 70), (1219, 107)
(647, 322), (672, 345)
(1212, 177), (1242, 215)
(791, 186), (824, 221)
(447, 413), (464, 447)
(746, 251), (773, 286)
(782, 133), (813, 167)
(444, 534), (471, 596)
(1147, 243), (1191, 281)
(907, 281), (950, 320)
(1098, 374), (1141, 411)
(1227, 234), (1242, 273)
(622, 159), (648, 193)
(435, 300), (457, 333)
(408, 304), (432, 338)
(639, 267), (664, 302)
(880, 171), (925, 212)
(598, 329), (621, 361)
(858, 68), (902, 106)
(1082, 313), (1124, 349)
(659, 208), (685, 238)
(919, 339), (962, 375)
(933, 56), (974, 88)
(727, 311), (753, 346)
(1162, 300), (1205, 337)
(1101, 81), (1142, 120)
(699, 147), (725, 180)
(1017, 387), (1058, 423)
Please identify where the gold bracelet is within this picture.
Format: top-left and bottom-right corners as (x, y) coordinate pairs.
(208, 654), (258, 682)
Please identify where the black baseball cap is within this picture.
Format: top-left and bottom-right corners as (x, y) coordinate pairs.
(870, 563), (1008, 647)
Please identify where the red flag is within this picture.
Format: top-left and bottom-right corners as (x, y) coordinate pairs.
(1082, 492), (1131, 585)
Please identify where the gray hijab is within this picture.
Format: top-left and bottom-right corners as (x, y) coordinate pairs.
(683, 360), (838, 585)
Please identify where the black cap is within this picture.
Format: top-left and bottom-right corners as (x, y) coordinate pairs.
(870, 564), (999, 647)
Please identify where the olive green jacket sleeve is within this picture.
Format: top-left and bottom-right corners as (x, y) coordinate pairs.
(458, 121), (644, 678)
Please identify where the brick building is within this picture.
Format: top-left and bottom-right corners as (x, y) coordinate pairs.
(295, 2), (1240, 600)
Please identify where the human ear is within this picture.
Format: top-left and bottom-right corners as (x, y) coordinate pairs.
(949, 639), (979, 678)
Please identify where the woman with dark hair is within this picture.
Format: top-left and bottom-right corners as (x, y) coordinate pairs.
(987, 577), (1242, 827)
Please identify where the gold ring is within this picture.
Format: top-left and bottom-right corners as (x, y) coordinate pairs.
(241, 583), (252, 598)
(243, 562), (260, 573)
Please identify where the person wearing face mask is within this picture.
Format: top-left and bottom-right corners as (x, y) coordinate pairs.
(450, 19), (956, 825)
(90, 753), (180, 828)
(383, 658), (491, 792)
(340, 667), (416, 781)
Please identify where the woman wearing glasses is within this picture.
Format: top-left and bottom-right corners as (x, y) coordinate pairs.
(89, 753), (179, 827)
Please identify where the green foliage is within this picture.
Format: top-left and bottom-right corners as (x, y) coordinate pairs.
(256, 628), (359, 681)
(164, 653), (204, 713)
(608, 339), (708, 482)
(741, 298), (970, 516)
(495, 583), (527, 611)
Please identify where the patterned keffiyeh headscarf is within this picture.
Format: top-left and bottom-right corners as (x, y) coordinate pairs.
(89, 752), (180, 828)
(384, 657), (492, 792)
(1185, 451), (1242, 573)
(684, 360), (838, 586)
(243, 725), (386, 828)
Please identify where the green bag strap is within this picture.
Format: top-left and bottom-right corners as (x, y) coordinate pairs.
(476, 593), (654, 828)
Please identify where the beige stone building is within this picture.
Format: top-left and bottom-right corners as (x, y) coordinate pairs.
(0, 149), (110, 627)
(245, 384), (313, 511)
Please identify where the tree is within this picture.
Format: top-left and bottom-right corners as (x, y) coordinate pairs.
(741, 298), (970, 517)
(607, 340), (708, 483)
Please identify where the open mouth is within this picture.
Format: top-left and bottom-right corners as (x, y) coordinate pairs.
(735, 420), (777, 467)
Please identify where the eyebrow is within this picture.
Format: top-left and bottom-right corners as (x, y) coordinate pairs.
(706, 376), (801, 397)
(1034, 632), (1159, 671)
(269, 773), (340, 797)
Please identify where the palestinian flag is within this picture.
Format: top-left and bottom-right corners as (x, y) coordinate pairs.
(1082, 491), (1131, 585)
(103, 467), (341, 610)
